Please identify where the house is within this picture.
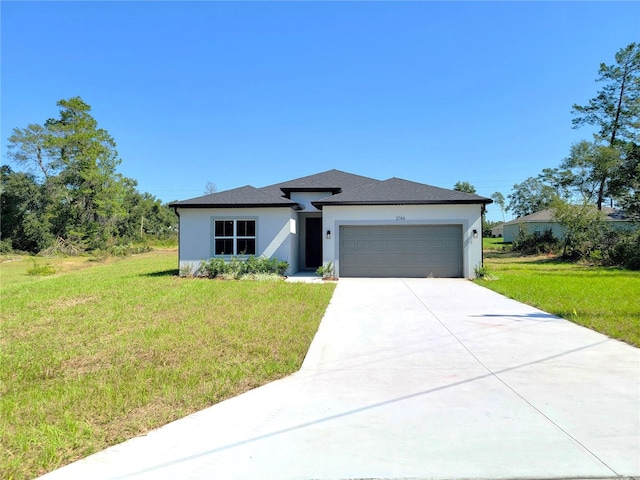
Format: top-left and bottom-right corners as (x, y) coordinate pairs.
(490, 224), (504, 238)
(170, 169), (492, 278)
(502, 207), (638, 243)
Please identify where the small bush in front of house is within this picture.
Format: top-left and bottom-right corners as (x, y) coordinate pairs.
(199, 256), (289, 279)
(315, 261), (335, 279)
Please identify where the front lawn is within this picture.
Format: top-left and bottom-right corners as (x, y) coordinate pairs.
(477, 254), (640, 347)
(0, 250), (335, 480)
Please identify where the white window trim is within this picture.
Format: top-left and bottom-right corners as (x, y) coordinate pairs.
(211, 217), (258, 257)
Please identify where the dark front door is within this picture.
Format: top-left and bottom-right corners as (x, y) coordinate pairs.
(305, 217), (323, 269)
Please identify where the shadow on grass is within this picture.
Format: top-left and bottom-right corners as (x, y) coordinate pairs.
(484, 252), (567, 264)
(142, 269), (179, 277)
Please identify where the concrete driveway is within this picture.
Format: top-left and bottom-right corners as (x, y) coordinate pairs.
(41, 278), (640, 480)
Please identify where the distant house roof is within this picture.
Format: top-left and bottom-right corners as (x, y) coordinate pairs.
(170, 169), (492, 209)
(503, 207), (631, 225)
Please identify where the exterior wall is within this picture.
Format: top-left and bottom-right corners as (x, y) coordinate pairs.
(175, 207), (297, 275)
(321, 204), (484, 279)
(503, 222), (562, 243)
(491, 225), (504, 238)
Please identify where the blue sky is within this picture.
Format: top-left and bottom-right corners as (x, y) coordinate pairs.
(2, 1), (638, 222)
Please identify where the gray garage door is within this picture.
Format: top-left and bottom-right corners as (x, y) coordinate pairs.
(339, 225), (463, 278)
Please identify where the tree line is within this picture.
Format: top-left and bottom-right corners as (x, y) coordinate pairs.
(458, 43), (639, 268)
(1, 97), (176, 254)
(502, 43), (639, 220)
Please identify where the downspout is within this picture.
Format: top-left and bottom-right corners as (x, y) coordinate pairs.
(172, 207), (180, 274)
(481, 204), (485, 270)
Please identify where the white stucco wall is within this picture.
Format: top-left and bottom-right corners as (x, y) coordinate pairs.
(175, 207), (297, 275)
(502, 222), (562, 243)
(321, 204), (485, 279)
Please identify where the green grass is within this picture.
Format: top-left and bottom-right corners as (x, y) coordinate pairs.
(477, 254), (640, 347)
(0, 250), (335, 480)
(482, 237), (511, 250)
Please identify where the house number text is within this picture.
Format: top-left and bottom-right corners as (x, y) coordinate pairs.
(395, 216), (405, 221)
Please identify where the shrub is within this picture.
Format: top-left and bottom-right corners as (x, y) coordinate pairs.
(107, 243), (152, 256)
(474, 264), (498, 281)
(512, 228), (561, 255)
(315, 262), (335, 279)
(608, 229), (640, 270)
(0, 238), (14, 254)
(26, 259), (56, 276)
(200, 257), (230, 278)
(199, 256), (288, 279)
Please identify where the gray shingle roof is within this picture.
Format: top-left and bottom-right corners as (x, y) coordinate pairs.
(259, 169), (378, 197)
(170, 170), (492, 208)
(503, 207), (632, 225)
(312, 177), (492, 207)
(170, 185), (299, 208)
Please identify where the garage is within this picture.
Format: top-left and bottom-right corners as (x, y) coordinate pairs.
(339, 225), (463, 278)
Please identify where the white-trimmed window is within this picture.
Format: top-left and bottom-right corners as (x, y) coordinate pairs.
(214, 219), (256, 255)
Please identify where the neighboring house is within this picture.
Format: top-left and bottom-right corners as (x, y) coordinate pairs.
(170, 169), (492, 278)
(490, 224), (504, 238)
(502, 207), (638, 243)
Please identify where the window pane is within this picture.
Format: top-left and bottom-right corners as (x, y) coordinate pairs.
(215, 220), (233, 237)
(237, 220), (255, 237)
(215, 238), (233, 255)
(237, 239), (256, 255)
(237, 220), (246, 237)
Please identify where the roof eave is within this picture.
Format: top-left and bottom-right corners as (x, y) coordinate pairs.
(172, 202), (302, 210)
(312, 199), (492, 208)
(280, 187), (342, 194)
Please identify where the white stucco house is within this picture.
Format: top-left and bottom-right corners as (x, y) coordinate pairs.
(170, 170), (492, 278)
(502, 207), (638, 243)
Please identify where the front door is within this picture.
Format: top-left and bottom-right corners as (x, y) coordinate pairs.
(305, 217), (322, 269)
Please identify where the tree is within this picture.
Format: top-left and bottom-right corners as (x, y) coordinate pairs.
(6, 123), (53, 180)
(204, 181), (217, 195)
(610, 142), (640, 219)
(4, 96), (177, 253)
(453, 181), (477, 194)
(537, 167), (575, 200)
(0, 165), (54, 251)
(570, 43), (640, 209)
(491, 192), (506, 222)
(42, 97), (126, 248)
(572, 43), (640, 145)
(551, 198), (608, 259)
(507, 177), (557, 218)
(561, 141), (621, 205)
(116, 178), (177, 240)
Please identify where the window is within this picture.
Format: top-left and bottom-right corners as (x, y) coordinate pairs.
(214, 219), (256, 255)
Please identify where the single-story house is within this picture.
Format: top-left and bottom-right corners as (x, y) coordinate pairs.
(170, 169), (492, 278)
(490, 224), (504, 238)
(502, 207), (638, 243)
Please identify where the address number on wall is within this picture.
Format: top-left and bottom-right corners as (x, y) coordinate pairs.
(395, 216), (405, 221)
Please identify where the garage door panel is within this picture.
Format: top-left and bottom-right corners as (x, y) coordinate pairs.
(340, 225), (462, 278)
